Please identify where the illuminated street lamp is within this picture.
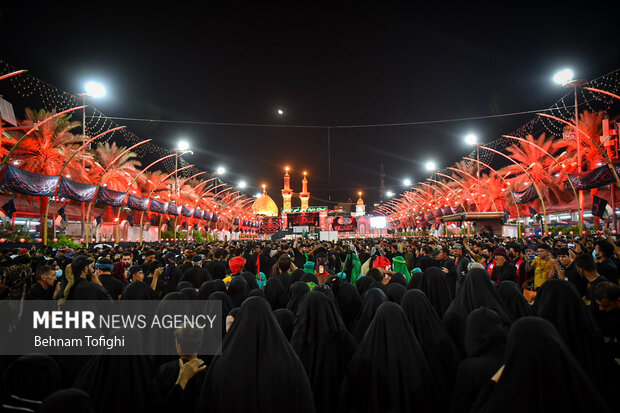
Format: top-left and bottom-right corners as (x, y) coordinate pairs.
(554, 68), (586, 230)
(403, 178), (412, 186)
(238, 180), (247, 189)
(386, 191), (394, 197)
(77, 80), (107, 241)
(425, 161), (437, 171)
(466, 133), (483, 206)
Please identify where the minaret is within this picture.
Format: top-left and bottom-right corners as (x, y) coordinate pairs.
(300, 171), (310, 211)
(355, 191), (366, 216)
(281, 167), (293, 211)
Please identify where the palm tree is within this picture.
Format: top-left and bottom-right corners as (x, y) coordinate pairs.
(88, 142), (142, 223)
(0, 123), (17, 160)
(500, 133), (570, 206)
(90, 142), (142, 191)
(555, 110), (606, 173)
(7, 109), (90, 243)
(478, 174), (508, 212)
(10, 108), (89, 179)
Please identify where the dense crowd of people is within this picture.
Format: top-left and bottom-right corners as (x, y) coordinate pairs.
(0, 232), (619, 412)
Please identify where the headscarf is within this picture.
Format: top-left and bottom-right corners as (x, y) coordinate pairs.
(273, 308), (296, 341)
(198, 279), (226, 300)
(239, 271), (260, 290)
(351, 288), (388, 342)
(450, 307), (506, 413)
(40, 389), (95, 413)
(497, 280), (530, 320)
(264, 277), (288, 310)
(248, 288), (265, 298)
(291, 291), (357, 413)
(73, 329), (156, 413)
(464, 306), (506, 358)
(2, 355), (62, 411)
(475, 317), (612, 413)
(287, 281), (311, 315)
(209, 291), (234, 336)
(341, 302), (441, 413)
(256, 272), (267, 289)
(326, 278), (362, 333)
(290, 268), (305, 284)
(227, 276), (250, 308)
(385, 283), (406, 304)
(300, 273), (318, 284)
(392, 256), (410, 282)
(195, 297), (315, 413)
(208, 291), (234, 321)
(121, 281), (158, 300)
(179, 286), (198, 300)
(442, 268), (511, 353)
(418, 266), (453, 317)
(532, 279), (617, 400)
(402, 289), (461, 409)
(388, 271), (407, 287)
(176, 280), (193, 292)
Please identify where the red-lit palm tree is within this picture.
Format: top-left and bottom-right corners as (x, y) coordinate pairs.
(89, 142), (142, 221)
(555, 110), (605, 173)
(500, 133), (570, 206)
(8, 109), (90, 238)
(90, 142), (142, 191)
(10, 108), (89, 179)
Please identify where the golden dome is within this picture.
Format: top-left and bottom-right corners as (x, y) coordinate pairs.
(252, 193), (279, 217)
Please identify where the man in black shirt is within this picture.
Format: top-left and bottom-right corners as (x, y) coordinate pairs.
(26, 265), (57, 300)
(555, 247), (587, 297)
(437, 246), (457, 296)
(154, 326), (206, 412)
(418, 245), (438, 271)
(96, 258), (124, 300)
(30, 249), (47, 272)
(156, 251), (181, 297)
(574, 253), (609, 311)
(181, 255), (211, 288)
(207, 249), (227, 280)
(595, 240), (619, 284)
(451, 243), (471, 295)
(63, 255), (111, 301)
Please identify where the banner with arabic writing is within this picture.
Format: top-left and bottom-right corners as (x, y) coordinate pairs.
(2, 165), (58, 197)
(57, 177), (96, 202)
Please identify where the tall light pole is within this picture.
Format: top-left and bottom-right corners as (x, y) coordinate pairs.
(172, 140), (193, 241)
(465, 134), (482, 208)
(554, 69), (586, 232)
(215, 166), (226, 196)
(77, 81), (106, 241)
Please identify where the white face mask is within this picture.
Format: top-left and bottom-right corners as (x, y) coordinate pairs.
(55, 269), (63, 277)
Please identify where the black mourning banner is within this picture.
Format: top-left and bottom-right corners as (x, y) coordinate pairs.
(260, 217), (281, 233)
(331, 216), (357, 232)
(287, 212), (319, 227)
(592, 195), (608, 218)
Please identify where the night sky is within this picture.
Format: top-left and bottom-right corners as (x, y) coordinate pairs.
(1, 1), (619, 211)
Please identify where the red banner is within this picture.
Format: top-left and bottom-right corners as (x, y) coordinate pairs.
(287, 212), (319, 227)
(260, 217), (281, 233)
(331, 216), (357, 232)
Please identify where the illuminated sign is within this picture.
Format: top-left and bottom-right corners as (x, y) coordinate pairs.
(285, 206), (327, 213)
